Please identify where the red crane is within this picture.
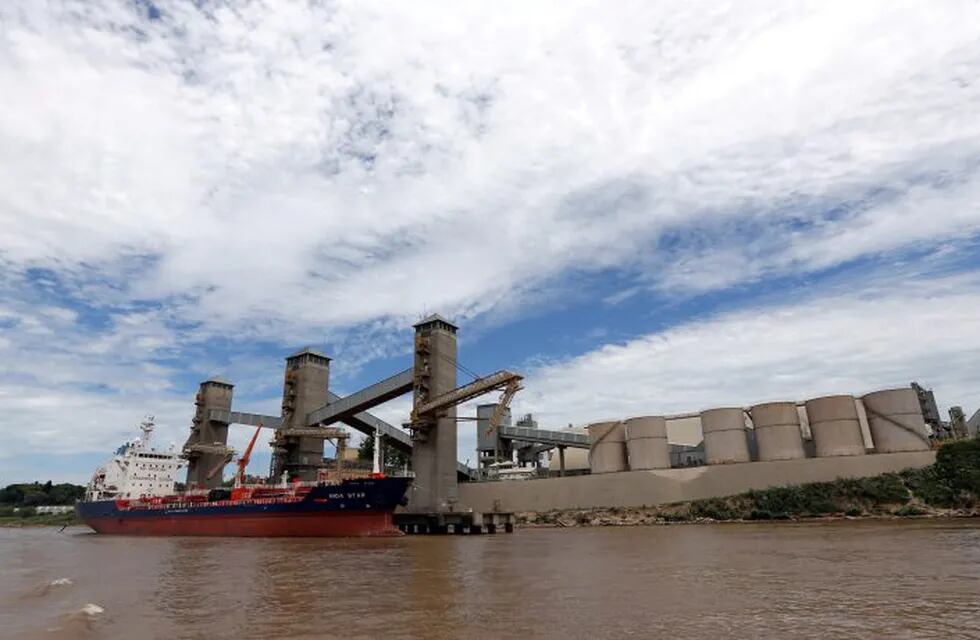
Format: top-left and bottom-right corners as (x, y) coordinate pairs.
(234, 424), (264, 489)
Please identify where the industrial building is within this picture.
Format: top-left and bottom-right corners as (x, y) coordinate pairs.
(180, 314), (523, 531)
(493, 388), (941, 471)
(459, 384), (967, 514)
(179, 313), (972, 524)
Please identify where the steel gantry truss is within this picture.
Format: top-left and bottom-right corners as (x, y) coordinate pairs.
(498, 425), (589, 449)
(305, 369), (414, 427)
(411, 370), (523, 426)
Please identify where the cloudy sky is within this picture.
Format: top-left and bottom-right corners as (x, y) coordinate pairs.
(2, 1), (979, 484)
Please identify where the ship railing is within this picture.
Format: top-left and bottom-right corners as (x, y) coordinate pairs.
(126, 495), (306, 511)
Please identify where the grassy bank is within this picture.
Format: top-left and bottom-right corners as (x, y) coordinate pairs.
(519, 439), (980, 527)
(0, 511), (80, 528)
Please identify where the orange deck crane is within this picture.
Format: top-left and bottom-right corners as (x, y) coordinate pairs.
(234, 423), (265, 489)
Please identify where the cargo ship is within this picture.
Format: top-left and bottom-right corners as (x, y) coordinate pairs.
(76, 417), (410, 537)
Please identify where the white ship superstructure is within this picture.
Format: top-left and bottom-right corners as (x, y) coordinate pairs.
(85, 417), (184, 500)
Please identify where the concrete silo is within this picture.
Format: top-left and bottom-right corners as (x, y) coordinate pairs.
(804, 395), (866, 457)
(700, 408), (750, 464)
(587, 421), (628, 474)
(624, 416), (670, 470)
(749, 402), (806, 461)
(861, 388), (931, 453)
(547, 446), (590, 472)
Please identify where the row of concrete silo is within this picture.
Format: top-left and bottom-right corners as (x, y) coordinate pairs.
(587, 387), (932, 474)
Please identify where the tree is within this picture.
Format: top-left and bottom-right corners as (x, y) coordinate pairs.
(48, 483), (85, 505)
(357, 434), (410, 472)
(357, 434), (375, 461)
(22, 491), (48, 507)
(0, 483), (85, 506)
(936, 438), (980, 497)
(386, 443), (410, 472)
(0, 485), (24, 505)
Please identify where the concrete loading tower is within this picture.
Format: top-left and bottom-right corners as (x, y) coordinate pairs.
(410, 315), (460, 512)
(183, 377), (234, 488)
(804, 395), (866, 457)
(750, 402), (806, 461)
(271, 348), (331, 481)
(701, 407), (750, 464)
(477, 403), (513, 469)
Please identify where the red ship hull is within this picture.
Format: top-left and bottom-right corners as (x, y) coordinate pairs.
(82, 511), (401, 537)
(76, 477), (411, 538)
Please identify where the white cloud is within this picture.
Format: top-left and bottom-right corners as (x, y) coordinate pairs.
(0, 292), (191, 463)
(1, 1), (979, 338)
(0, 383), (188, 460)
(657, 171), (980, 292)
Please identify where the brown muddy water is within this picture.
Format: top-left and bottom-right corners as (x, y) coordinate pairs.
(1, 520), (979, 639)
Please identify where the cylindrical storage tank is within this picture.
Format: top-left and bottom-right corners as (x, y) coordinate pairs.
(548, 446), (590, 471)
(624, 416), (670, 470)
(750, 402), (806, 461)
(587, 421), (627, 473)
(804, 395), (866, 457)
(861, 388), (930, 453)
(700, 408), (750, 464)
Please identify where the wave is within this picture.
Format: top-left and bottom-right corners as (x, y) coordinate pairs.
(19, 577), (74, 599)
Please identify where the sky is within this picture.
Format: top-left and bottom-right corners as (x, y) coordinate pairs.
(1, 1), (979, 485)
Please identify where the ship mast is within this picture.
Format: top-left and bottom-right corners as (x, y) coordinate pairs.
(140, 415), (155, 447)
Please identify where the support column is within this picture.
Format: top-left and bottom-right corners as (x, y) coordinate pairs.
(272, 348), (331, 482)
(410, 315), (459, 513)
(558, 446), (566, 477)
(183, 377), (234, 489)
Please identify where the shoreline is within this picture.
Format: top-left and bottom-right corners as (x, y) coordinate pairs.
(4, 509), (978, 530)
(521, 441), (980, 529)
(5, 513), (978, 531)
(516, 507), (980, 529)
(0, 514), (78, 528)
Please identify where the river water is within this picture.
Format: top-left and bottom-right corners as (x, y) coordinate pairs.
(1, 520), (978, 639)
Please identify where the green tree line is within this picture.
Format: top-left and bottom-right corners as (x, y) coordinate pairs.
(0, 481), (85, 506)
(678, 437), (980, 521)
(357, 434), (410, 472)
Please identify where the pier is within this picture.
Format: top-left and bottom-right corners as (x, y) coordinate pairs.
(394, 511), (515, 535)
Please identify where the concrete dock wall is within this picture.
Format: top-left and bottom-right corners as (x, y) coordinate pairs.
(457, 451), (936, 513)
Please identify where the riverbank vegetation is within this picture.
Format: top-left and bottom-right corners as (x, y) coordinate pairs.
(0, 481), (85, 507)
(0, 481), (85, 527)
(519, 439), (980, 527)
(0, 507), (79, 527)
